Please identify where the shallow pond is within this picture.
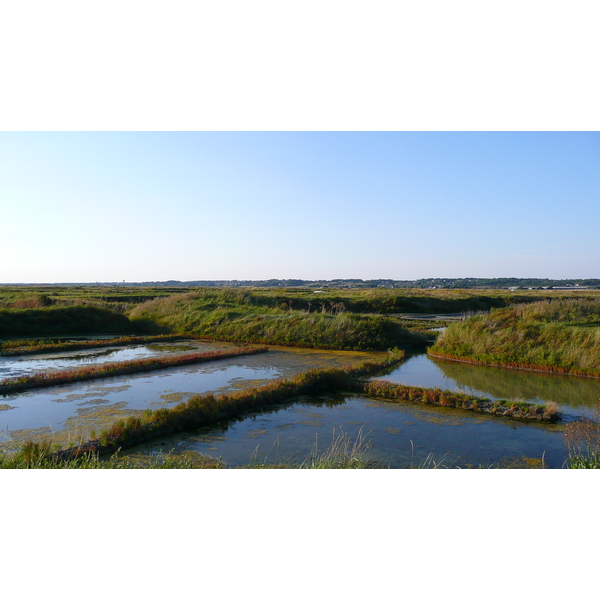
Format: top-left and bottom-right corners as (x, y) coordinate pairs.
(122, 351), (597, 468)
(0, 345), (384, 449)
(124, 392), (567, 468)
(0, 339), (236, 381)
(2, 344), (595, 467)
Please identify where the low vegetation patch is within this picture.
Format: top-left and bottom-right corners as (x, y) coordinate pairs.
(351, 379), (561, 422)
(0, 305), (138, 337)
(0, 345), (268, 393)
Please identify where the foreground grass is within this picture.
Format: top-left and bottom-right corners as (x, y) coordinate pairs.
(247, 426), (379, 469)
(430, 298), (600, 378)
(0, 444), (223, 469)
(0, 345), (268, 393)
(564, 412), (600, 468)
(1, 430), (379, 469)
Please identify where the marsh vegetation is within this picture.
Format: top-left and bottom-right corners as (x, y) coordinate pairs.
(2, 286), (600, 467)
(431, 298), (600, 377)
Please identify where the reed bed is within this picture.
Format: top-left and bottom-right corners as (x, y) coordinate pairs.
(0, 345), (269, 393)
(0, 334), (188, 357)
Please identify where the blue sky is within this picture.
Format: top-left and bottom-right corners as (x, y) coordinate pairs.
(1, 131), (599, 283)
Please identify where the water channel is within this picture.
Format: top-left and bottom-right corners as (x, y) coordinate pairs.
(2, 340), (598, 466)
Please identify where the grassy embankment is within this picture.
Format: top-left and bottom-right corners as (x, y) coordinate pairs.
(0, 334), (188, 356)
(4, 286), (599, 351)
(0, 305), (138, 337)
(430, 298), (600, 378)
(126, 289), (429, 351)
(0, 346), (268, 393)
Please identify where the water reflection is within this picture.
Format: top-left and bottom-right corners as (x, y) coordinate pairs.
(378, 353), (600, 418)
(126, 392), (568, 469)
(0, 346), (383, 449)
(0, 340), (236, 381)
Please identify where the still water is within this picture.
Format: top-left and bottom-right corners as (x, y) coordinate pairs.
(380, 353), (600, 419)
(127, 392), (567, 468)
(0, 340), (236, 381)
(2, 343), (596, 466)
(0, 343), (383, 449)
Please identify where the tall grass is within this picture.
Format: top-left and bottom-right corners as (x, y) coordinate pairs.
(564, 404), (600, 468)
(127, 290), (426, 350)
(430, 298), (600, 378)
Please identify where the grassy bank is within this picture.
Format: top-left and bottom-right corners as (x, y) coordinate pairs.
(430, 298), (600, 378)
(0, 334), (189, 356)
(1, 430), (379, 469)
(127, 290), (427, 350)
(0, 305), (138, 337)
(0, 345), (268, 393)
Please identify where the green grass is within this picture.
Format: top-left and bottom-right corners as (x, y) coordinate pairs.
(0, 305), (138, 337)
(127, 290), (428, 350)
(0, 443), (223, 469)
(430, 298), (600, 378)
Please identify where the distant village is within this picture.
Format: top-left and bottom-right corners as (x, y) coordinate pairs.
(10, 278), (600, 290)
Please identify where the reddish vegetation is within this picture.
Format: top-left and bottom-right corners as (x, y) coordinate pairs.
(0, 346), (269, 393)
(354, 379), (560, 421)
(428, 350), (600, 379)
(0, 334), (188, 357)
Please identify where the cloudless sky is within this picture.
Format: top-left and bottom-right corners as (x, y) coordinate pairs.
(1, 131), (599, 283)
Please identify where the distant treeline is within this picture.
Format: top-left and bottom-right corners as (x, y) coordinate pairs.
(6, 278), (600, 289)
